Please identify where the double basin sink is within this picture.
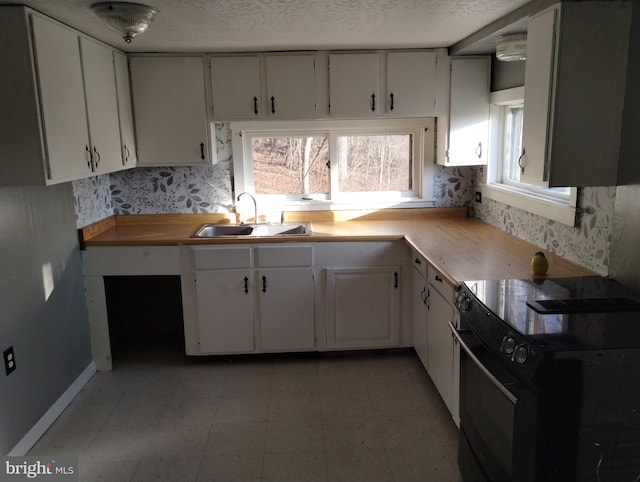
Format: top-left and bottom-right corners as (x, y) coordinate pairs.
(192, 221), (312, 238)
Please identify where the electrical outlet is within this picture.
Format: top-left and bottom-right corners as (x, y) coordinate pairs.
(4, 346), (16, 375)
(475, 191), (482, 203)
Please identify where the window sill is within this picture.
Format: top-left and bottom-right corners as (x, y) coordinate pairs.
(481, 183), (577, 226)
(258, 197), (436, 215)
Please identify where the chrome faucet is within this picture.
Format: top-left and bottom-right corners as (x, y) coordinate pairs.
(237, 192), (258, 224)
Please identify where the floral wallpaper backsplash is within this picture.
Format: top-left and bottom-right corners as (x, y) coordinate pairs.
(475, 186), (616, 276)
(72, 122), (614, 275)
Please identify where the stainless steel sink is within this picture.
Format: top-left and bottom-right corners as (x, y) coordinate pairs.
(193, 225), (254, 237)
(192, 222), (312, 238)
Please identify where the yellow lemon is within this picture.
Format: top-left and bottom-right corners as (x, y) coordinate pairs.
(531, 251), (549, 275)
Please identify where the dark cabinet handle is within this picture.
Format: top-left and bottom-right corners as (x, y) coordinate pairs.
(390, 92), (394, 111)
(519, 149), (526, 174)
(414, 258), (421, 265)
(394, 272), (398, 289)
(371, 93), (376, 112)
(420, 286), (427, 303)
(253, 96), (258, 115)
(271, 96), (275, 114)
(85, 145), (93, 168)
(123, 144), (130, 164)
(475, 142), (482, 159)
(93, 147), (101, 167)
(200, 142), (205, 160)
(244, 276), (249, 294)
(434, 275), (443, 283)
(262, 275), (267, 293)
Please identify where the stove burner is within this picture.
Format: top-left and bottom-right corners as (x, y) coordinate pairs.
(526, 297), (640, 314)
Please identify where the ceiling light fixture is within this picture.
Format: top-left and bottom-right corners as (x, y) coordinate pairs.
(91, 2), (159, 43)
(496, 34), (527, 62)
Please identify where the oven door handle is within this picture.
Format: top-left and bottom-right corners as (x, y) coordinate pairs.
(449, 322), (519, 406)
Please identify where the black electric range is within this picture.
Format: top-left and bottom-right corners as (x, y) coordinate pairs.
(454, 276), (640, 482)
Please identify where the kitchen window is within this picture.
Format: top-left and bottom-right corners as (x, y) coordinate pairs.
(482, 87), (577, 226)
(231, 119), (434, 210)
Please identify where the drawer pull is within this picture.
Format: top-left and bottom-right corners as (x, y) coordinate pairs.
(244, 276), (249, 294)
(434, 275), (443, 283)
(393, 272), (399, 289)
(414, 258), (421, 265)
(262, 275), (268, 293)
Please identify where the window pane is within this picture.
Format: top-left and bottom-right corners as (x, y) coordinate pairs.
(252, 137), (329, 195)
(503, 105), (523, 182)
(336, 134), (412, 192)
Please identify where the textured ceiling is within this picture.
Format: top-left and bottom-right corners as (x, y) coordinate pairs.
(0, 0), (532, 52)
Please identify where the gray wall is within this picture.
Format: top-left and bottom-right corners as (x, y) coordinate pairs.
(0, 183), (92, 455)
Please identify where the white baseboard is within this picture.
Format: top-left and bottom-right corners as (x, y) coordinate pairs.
(8, 361), (96, 456)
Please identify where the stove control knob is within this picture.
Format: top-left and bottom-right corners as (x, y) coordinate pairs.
(514, 345), (528, 364)
(503, 336), (516, 355)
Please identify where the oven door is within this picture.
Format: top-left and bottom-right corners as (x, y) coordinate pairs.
(451, 324), (539, 482)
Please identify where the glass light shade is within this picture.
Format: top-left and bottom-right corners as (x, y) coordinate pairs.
(91, 2), (159, 43)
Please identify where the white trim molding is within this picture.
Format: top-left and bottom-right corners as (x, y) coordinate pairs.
(8, 362), (96, 456)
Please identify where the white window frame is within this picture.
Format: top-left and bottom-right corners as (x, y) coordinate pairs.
(482, 87), (578, 226)
(231, 118), (435, 212)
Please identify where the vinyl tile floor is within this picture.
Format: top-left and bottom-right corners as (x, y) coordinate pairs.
(29, 337), (462, 482)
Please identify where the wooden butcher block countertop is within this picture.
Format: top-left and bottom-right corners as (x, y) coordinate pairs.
(81, 207), (595, 288)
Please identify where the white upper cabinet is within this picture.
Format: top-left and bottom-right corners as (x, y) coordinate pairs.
(130, 56), (211, 166)
(265, 54), (317, 119)
(30, 14), (92, 183)
(386, 51), (437, 116)
(210, 56), (262, 120)
(79, 36), (124, 176)
(210, 54), (317, 120)
(0, 8), (133, 185)
(208, 50), (441, 121)
(113, 51), (137, 167)
(520, 2), (634, 187)
(438, 57), (490, 166)
(329, 53), (380, 117)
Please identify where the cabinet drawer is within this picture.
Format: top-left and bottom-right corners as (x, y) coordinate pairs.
(429, 266), (454, 302)
(411, 250), (428, 279)
(192, 246), (251, 269)
(256, 245), (313, 267)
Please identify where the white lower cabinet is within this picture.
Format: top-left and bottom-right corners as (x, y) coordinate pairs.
(325, 266), (400, 349)
(195, 269), (255, 353)
(425, 267), (459, 424)
(258, 267), (315, 351)
(189, 245), (314, 355)
(411, 254), (428, 368)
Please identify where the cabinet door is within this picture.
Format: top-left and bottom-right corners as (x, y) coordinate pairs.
(258, 267), (315, 351)
(426, 285), (455, 415)
(30, 15), (91, 183)
(329, 53), (379, 117)
(79, 37), (123, 175)
(412, 267), (428, 368)
(326, 266), (400, 349)
(445, 57), (490, 166)
(114, 51), (137, 167)
(386, 51), (437, 117)
(211, 56), (262, 120)
(265, 55), (317, 119)
(130, 56), (210, 166)
(195, 269), (254, 353)
(520, 7), (557, 186)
